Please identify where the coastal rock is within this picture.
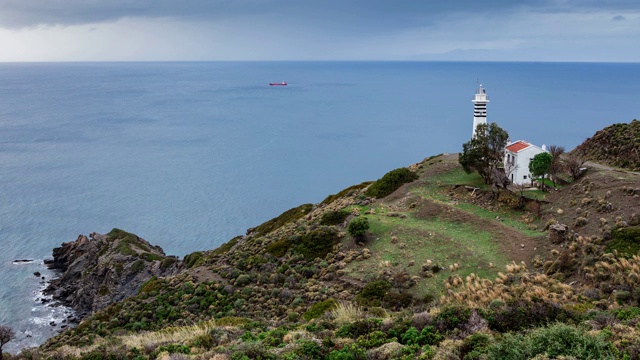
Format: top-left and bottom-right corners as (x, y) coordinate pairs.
(44, 229), (183, 317)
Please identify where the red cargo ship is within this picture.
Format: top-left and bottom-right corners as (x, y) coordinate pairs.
(269, 82), (287, 86)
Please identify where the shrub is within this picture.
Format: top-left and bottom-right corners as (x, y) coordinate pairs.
(130, 259), (145, 273)
(183, 251), (203, 268)
(320, 182), (372, 206)
(615, 306), (640, 320)
(365, 168), (418, 199)
(160, 257), (177, 269)
(327, 344), (367, 360)
(485, 300), (569, 332)
(400, 326), (443, 346)
(460, 332), (492, 360)
(355, 330), (394, 349)
(252, 204), (314, 237)
(356, 281), (391, 307)
(303, 299), (338, 321)
(347, 217), (370, 241)
(212, 236), (241, 255)
(139, 276), (164, 294)
(336, 318), (383, 338)
(235, 274), (252, 286)
(297, 227), (339, 260)
(434, 306), (471, 333)
(295, 339), (324, 360)
(605, 226), (640, 257)
(266, 238), (291, 258)
(320, 210), (351, 226)
(485, 323), (615, 360)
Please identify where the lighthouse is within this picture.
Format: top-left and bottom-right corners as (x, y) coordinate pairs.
(472, 84), (489, 137)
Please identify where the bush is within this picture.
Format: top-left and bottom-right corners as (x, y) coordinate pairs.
(183, 251), (203, 268)
(336, 318), (383, 338)
(605, 226), (640, 257)
(434, 306), (472, 333)
(320, 210), (351, 226)
(266, 238), (291, 258)
(235, 274), (252, 286)
(297, 227), (340, 260)
(365, 168), (418, 199)
(347, 217), (370, 241)
(303, 299), (338, 321)
(139, 276), (164, 294)
(295, 339), (324, 360)
(356, 281), (391, 307)
(252, 204), (314, 237)
(320, 182), (372, 206)
(485, 323), (615, 360)
(485, 300), (569, 332)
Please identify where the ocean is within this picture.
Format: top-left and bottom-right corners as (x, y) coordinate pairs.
(0, 61), (638, 352)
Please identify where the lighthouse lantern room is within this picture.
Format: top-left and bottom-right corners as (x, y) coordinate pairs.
(472, 84), (489, 137)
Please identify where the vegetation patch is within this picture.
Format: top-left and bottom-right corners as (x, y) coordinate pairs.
(303, 299), (338, 321)
(356, 280), (391, 307)
(212, 236), (241, 255)
(320, 209), (351, 226)
(184, 251), (204, 268)
(265, 237), (292, 258)
(297, 226), (339, 260)
(252, 203), (313, 237)
(139, 276), (164, 294)
(365, 167), (418, 198)
(605, 226), (640, 257)
(320, 181), (372, 206)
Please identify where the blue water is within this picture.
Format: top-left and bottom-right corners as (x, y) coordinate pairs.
(0, 61), (638, 351)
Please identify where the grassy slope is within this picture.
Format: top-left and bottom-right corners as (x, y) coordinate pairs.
(29, 153), (640, 359)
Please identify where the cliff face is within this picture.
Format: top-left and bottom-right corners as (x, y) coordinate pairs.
(572, 119), (640, 170)
(44, 229), (183, 316)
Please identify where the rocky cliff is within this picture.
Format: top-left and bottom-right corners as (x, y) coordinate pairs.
(44, 228), (183, 317)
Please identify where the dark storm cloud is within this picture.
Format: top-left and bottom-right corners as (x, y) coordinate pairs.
(2, 0), (638, 29)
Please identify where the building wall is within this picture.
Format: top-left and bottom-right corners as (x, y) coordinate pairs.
(505, 146), (547, 185)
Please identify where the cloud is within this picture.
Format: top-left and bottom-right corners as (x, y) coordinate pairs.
(2, 0), (639, 29)
(0, 0), (639, 61)
(612, 15), (626, 21)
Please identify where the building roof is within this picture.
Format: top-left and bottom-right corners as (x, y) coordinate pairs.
(505, 140), (531, 153)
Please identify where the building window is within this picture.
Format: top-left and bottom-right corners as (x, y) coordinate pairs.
(523, 175), (527, 179)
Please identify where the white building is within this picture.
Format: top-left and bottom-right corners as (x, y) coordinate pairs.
(504, 140), (548, 185)
(472, 84), (489, 137)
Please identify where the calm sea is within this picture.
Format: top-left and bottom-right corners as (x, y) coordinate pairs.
(0, 61), (638, 352)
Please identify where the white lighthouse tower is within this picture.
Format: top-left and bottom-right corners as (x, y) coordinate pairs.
(472, 84), (489, 137)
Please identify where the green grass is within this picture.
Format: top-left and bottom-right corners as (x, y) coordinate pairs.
(412, 168), (489, 201)
(521, 190), (547, 200)
(455, 203), (540, 237)
(344, 206), (510, 298)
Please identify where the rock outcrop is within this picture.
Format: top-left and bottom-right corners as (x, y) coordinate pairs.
(44, 229), (183, 317)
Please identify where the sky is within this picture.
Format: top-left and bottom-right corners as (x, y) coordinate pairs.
(0, 0), (638, 62)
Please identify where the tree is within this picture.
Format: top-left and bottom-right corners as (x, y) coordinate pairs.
(547, 145), (565, 187)
(0, 325), (15, 360)
(529, 152), (553, 190)
(348, 217), (370, 241)
(459, 122), (510, 185)
(565, 155), (587, 180)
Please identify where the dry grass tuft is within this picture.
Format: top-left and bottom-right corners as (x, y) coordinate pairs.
(330, 301), (364, 324)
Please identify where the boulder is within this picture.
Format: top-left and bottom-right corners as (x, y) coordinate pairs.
(549, 223), (569, 244)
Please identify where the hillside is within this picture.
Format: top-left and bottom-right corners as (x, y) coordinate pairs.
(571, 119), (640, 171)
(13, 151), (640, 359)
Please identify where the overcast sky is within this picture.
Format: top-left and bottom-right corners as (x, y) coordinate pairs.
(0, 0), (638, 62)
